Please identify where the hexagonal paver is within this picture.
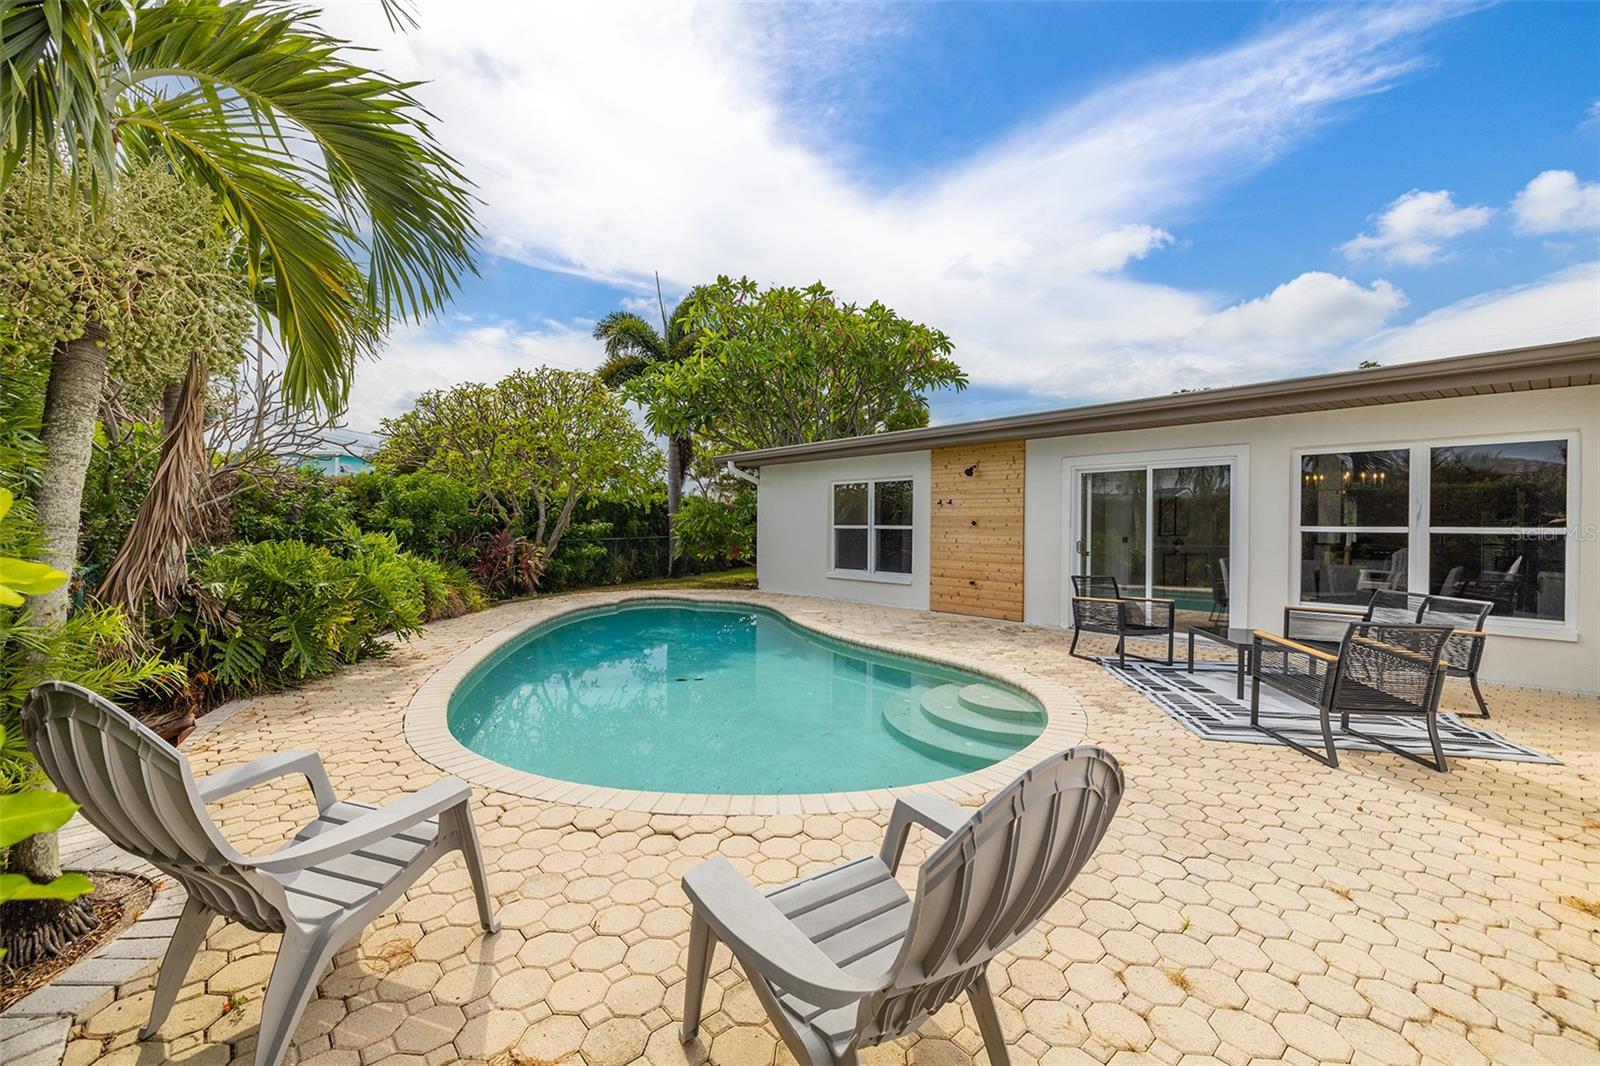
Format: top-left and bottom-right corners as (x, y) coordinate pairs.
(48, 590), (1600, 1066)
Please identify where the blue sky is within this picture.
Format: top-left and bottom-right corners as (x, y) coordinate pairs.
(321, 2), (1600, 431)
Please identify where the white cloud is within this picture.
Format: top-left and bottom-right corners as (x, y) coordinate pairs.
(305, 0), (1461, 422)
(1360, 262), (1600, 364)
(343, 318), (602, 428)
(309, 3), (1596, 421)
(1339, 189), (1493, 266)
(1511, 170), (1600, 235)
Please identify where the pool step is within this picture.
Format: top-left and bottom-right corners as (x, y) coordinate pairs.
(882, 694), (1018, 771)
(957, 683), (1043, 722)
(919, 685), (1044, 745)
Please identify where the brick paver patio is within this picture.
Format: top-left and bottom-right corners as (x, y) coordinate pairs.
(44, 591), (1600, 1065)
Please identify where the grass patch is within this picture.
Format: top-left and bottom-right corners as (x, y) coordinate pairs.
(1329, 886), (1354, 901)
(619, 567), (757, 590)
(1165, 969), (1193, 993)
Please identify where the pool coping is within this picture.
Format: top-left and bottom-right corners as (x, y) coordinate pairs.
(404, 590), (1088, 814)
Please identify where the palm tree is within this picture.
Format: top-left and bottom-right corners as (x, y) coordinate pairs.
(0, 0), (475, 940)
(2, 0), (477, 620)
(592, 281), (702, 569)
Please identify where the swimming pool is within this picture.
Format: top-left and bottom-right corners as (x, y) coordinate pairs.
(447, 601), (1046, 794)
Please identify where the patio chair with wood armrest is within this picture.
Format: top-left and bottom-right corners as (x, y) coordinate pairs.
(1284, 589), (1495, 718)
(1249, 624), (1453, 771)
(21, 681), (500, 1066)
(679, 747), (1124, 1066)
(1068, 574), (1175, 667)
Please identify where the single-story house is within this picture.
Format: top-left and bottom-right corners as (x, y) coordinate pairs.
(724, 337), (1600, 693)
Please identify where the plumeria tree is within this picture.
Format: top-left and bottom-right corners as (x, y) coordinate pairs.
(627, 277), (966, 454)
(379, 368), (662, 592)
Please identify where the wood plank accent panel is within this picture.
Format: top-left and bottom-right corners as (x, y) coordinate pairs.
(930, 441), (1025, 621)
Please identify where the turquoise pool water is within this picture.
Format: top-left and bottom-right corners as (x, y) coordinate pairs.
(448, 602), (1046, 794)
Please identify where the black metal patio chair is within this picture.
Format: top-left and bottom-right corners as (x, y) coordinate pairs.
(1250, 623), (1453, 771)
(1069, 575), (1175, 667)
(1283, 589), (1494, 717)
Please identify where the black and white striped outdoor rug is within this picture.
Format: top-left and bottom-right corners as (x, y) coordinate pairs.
(1098, 658), (1557, 764)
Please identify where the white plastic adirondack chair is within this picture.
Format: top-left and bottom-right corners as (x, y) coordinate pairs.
(21, 681), (499, 1066)
(680, 746), (1124, 1065)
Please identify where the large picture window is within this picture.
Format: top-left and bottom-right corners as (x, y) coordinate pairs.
(1295, 436), (1575, 627)
(832, 479), (913, 577)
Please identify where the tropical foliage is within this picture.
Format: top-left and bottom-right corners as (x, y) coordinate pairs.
(673, 492), (757, 569)
(159, 530), (474, 695)
(379, 368), (662, 591)
(627, 276), (966, 454)
(1, 0), (479, 622)
(1, 0), (477, 407)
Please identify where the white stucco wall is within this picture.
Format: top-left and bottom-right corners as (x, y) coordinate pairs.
(752, 386), (1598, 692)
(755, 450), (932, 611)
(1025, 386), (1599, 692)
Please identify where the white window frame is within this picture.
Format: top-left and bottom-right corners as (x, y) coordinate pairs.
(1291, 430), (1580, 641)
(1062, 444), (1250, 629)
(828, 477), (915, 584)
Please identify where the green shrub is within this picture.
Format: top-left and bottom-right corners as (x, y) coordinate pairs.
(163, 529), (470, 694)
(227, 467), (356, 545)
(674, 491), (755, 570)
(344, 470), (496, 566)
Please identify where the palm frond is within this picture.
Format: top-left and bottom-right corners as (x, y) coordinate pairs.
(594, 353), (652, 388)
(117, 93), (375, 408)
(0, 0), (132, 194)
(124, 0), (478, 326)
(592, 311), (666, 363)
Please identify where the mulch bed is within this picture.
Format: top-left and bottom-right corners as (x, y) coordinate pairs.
(0, 871), (155, 1012)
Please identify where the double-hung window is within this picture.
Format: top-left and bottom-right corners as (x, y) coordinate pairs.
(1295, 435), (1576, 632)
(832, 479), (913, 577)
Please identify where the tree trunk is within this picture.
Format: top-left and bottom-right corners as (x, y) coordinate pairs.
(665, 434), (683, 575)
(32, 323), (109, 624)
(6, 325), (107, 941)
(101, 353), (209, 611)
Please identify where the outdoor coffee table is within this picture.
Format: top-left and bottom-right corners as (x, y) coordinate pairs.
(1185, 625), (1255, 699)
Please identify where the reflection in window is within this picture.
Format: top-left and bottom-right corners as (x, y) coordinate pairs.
(1300, 531), (1410, 605)
(832, 479), (913, 576)
(1299, 450), (1409, 528)
(1427, 440), (1569, 620)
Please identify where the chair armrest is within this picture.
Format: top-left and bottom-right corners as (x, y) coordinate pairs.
(196, 750), (337, 811)
(879, 794), (971, 872)
(1253, 631), (1339, 663)
(1072, 596), (1122, 604)
(249, 779), (471, 873)
(1121, 595), (1176, 606)
(1452, 629), (1488, 639)
(682, 856), (883, 1008)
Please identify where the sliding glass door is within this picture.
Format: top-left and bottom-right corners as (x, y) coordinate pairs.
(1077, 460), (1233, 629)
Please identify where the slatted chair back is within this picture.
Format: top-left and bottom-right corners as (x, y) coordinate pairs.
(1071, 574), (1121, 599)
(1366, 589), (1428, 625)
(22, 681), (288, 931)
(858, 747), (1123, 1046)
(1331, 624), (1451, 713)
(1419, 594), (1493, 673)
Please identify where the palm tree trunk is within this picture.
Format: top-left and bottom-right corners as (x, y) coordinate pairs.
(101, 353), (209, 611)
(4, 324), (107, 962)
(31, 323), (109, 625)
(665, 436), (683, 575)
